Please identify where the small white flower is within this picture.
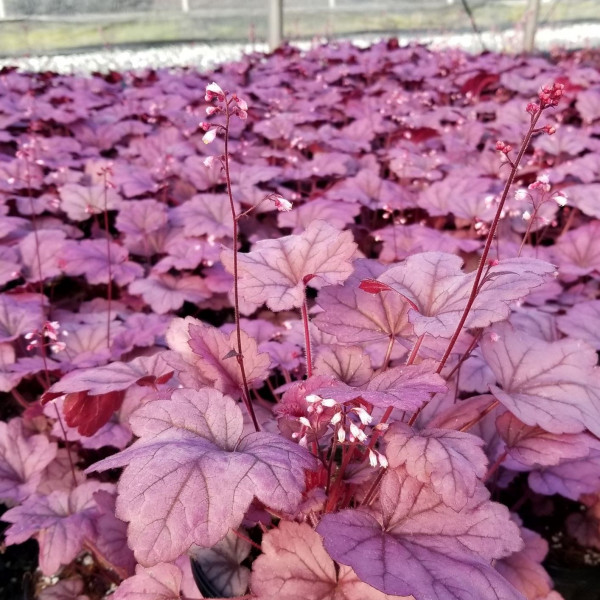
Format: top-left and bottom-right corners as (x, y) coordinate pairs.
(202, 128), (218, 144)
(337, 428), (346, 443)
(369, 450), (378, 468)
(352, 407), (372, 425)
(349, 423), (367, 442)
(306, 394), (321, 403)
(271, 194), (293, 212)
(554, 193), (568, 207)
(330, 412), (342, 426)
(321, 397), (337, 408)
(298, 416), (311, 428)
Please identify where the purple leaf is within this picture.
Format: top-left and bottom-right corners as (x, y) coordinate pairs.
(189, 529), (251, 598)
(322, 362), (447, 412)
(251, 521), (405, 600)
(115, 199), (169, 236)
(378, 253), (555, 337)
(550, 221), (600, 279)
(528, 438), (600, 500)
(317, 468), (524, 600)
(278, 198), (360, 233)
(129, 274), (210, 314)
(417, 175), (497, 220)
(38, 577), (90, 600)
(170, 193), (237, 238)
(556, 300), (600, 349)
(496, 412), (590, 469)
(481, 322), (600, 437)
(0, 293), (45, 342)
(19, 230), (67, 281)
(87, 388), (316, 565)
(59, 239), (144, 286)
(314, 345), (373, 387)
(221, 220), (357, 311)
(314, 260), (413, 345)
(58, 183), (121, 221)
(0, 418), (58, 504)
(3, 480), (113, 575)
(385, 423), (488, 510)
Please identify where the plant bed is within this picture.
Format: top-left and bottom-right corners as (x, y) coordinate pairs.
(0, 40), (600, 600)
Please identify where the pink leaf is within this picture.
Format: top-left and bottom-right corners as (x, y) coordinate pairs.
(42, 353), (173, 398)
(38, 577), (90, 600)
(113, 563), (182, 600)
(385, 423), (488, 510)
(481, 322), (600, 437)
(495, 523), (555, 600)
(184, 319), (270, 397)
(379, 253), (555, 337)
(221, 220), (357, 311)
(87, 388), (316, 565)
(251, 521), (408, 600)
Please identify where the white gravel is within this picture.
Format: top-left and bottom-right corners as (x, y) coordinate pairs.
(0, 22), (597, 74)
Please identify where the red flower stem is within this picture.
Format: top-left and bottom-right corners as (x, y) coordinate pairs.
(301, 292), (313, 378)
(371, 334), (425, 442)
(435, 109), (543, 376)
(223, 99), (260, 433)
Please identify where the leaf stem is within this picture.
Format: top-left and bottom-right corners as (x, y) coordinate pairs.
(301, 293), (313, 378)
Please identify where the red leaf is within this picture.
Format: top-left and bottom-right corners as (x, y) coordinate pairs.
(358, 279), (393, 294)
(63, 390), (125, 437)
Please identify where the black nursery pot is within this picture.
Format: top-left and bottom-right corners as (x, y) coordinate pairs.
(546, 563), (600, 600)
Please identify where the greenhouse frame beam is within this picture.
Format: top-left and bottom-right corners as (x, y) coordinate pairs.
(523, 0), (541, 53)
(269, 0), (283, 50)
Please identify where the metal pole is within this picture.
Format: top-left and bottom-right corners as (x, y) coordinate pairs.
(268, 0), (283, 50)
(523, 0), (541, 53)
(0, 1), (5, 19)
(181, 0), (189, 13)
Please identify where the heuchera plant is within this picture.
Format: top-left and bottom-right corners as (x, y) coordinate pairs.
(1, 41), (599, 600)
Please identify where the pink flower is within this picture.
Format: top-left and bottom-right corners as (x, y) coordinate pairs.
(205, 82), (225, 103)
(202, 128), (218, 144)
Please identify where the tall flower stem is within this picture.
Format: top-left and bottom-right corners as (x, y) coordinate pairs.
(222, 100), (260, 433)
(435, 109), (544, 375)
